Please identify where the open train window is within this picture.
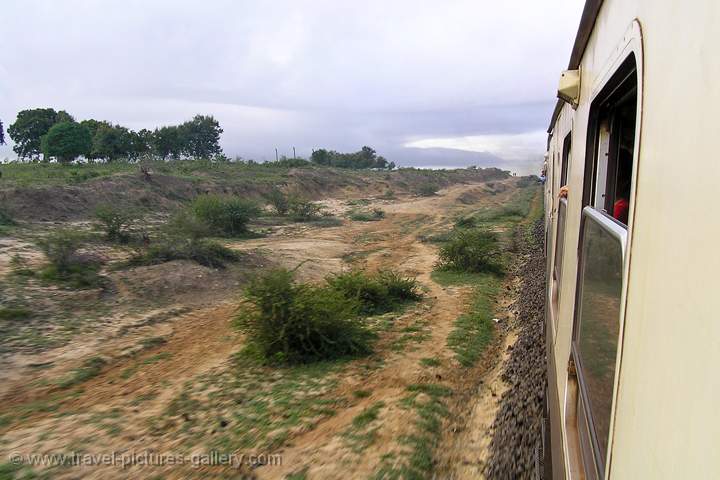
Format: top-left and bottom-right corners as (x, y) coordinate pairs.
(572, 53), (637, 478)
(583, 55), (637, 227)
(551, 132), (571, 327)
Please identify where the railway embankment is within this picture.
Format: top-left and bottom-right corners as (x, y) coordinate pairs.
(485, 218), (547, 479)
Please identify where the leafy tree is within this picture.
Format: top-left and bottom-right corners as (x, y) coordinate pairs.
(180, 115), (223, 158)
(131, 129), (153, 158)
(8, 108), (73, 159)
(152, 125), (184, 160)
(311, 149), (331, 165)
(40, 122), (92, 164)
(92, 124), (133, 161)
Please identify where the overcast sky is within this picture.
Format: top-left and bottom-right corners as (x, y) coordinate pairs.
(0, 0), (585, 173)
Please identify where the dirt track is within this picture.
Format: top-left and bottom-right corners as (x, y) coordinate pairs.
(0, 180), (535, 479)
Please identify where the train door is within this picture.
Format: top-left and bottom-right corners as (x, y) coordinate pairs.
(569, 53), (638, 479)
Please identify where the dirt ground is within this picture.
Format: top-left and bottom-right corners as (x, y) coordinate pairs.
(0, 178), (536, 479)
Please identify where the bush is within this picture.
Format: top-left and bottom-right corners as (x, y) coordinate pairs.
(350, 209), (385, 222)
(191, 195), (260, 237)
(265, 188), (290, 216)
(37, 229), (104, 288)
(130, 238), (239, 269)
(287, 197), (323, 222)
(237, 268), (372, 364)
(376, 270), (423, 302)
(0, 207), (15, 226)
(437, 229), (504, 274)
(454, 216), (476, 229)
(417, 183), (439, 197)
(95, 204), (135, 243)
(326, 269), (422, 315)
(165, 210), (212, 241)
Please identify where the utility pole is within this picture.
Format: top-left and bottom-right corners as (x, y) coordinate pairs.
(293, 147), (296, 159)
(275, 148), (278, 162)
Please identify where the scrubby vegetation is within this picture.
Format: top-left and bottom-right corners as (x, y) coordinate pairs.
(190, 195), (260, 237)
(417, 183), (439, 196)
(437, 229), (504, 274)
(236, 268), (373, 364)
(349, 208), (385, 222)
(236, 267), (422, 364)
(129, 238), (239, 269)
(94, 204), (136, 243)
(326, 269), (422, 315)
(37, 229), (104, 288)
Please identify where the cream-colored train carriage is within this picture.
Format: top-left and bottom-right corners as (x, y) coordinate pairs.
(543, 0), (720, 478)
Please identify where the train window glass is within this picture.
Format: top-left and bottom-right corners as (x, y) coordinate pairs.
(574, 209), (625, 471)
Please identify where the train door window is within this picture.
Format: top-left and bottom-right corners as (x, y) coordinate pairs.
(552, 132), (571, 326)
(573, 53), (637, 477)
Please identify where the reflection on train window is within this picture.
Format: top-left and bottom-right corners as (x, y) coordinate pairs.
(586, 55), (637, 227)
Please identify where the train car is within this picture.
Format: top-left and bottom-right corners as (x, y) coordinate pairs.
(543, 0), (720, 478)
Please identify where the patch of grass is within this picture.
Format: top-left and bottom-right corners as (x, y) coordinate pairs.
(352, 401), (385, 429)
(0, 307), (32, 321)
(58, 356), (107, 389)
(432, 270), (500, 367)
(139, 336), (168, 349)
(374, 383), (453, 479)
(419, 357), (441, 368)
(353, 389), (372, 399)
(288, 197), (324, 222)
(286, 469), (308, 480)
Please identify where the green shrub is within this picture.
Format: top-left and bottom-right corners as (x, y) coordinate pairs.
(0, 307), (32, 321)
(417, 184), (439, 197)
(237, 268), (372, 364)
(94, 204), (135, 243)
(326, 269), (422, 315)
(287, 197), (323, 221)
(191, 195), (260, 237)
(376, 270), (423, 302)
(454, 216), (476, 228)
(37, 229), (104, 287)
(349, 209), (385, 222)
(265, 188), (290, 216)
(0, 207), (15, 226)
(165, 210), (212, 241)
(130, 238), (239, 269)
(437, 229), (504, 274)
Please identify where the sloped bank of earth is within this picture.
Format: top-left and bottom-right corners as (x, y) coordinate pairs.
(484, 219), (547, 479)
(0, 165), (510, 222)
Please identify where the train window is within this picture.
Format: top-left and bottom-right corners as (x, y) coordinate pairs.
(551, 132), (571, 326)
(573, 53), (637, 476)
(583, 55), (637, 227)
(560, 132), (571, 187)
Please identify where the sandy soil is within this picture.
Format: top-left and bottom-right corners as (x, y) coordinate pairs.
(0, 179), (527, 479)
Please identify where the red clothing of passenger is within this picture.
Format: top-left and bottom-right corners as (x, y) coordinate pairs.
(613, 198), (629, 224)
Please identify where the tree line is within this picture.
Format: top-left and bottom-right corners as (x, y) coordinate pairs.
(310, 146), (395, 170)
(4, 108), (223, 163)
